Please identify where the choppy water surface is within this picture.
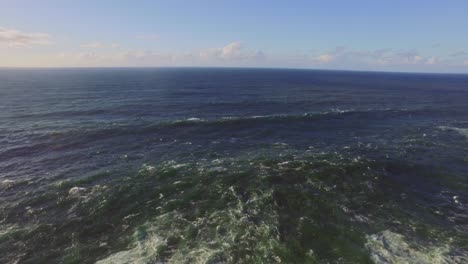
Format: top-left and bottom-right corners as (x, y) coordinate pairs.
(0, 68), (467, 263)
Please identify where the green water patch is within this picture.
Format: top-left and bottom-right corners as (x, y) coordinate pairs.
(0, 150), (465, 263)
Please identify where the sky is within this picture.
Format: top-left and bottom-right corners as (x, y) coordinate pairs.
(1, 0), (468, 73)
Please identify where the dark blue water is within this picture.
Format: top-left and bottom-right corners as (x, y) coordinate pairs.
(0, 68), (467, 263)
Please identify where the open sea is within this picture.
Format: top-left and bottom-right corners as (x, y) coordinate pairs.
(0, 68), (467, 263)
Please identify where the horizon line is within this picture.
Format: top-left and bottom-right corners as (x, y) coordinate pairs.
(0, 66), (467, 76)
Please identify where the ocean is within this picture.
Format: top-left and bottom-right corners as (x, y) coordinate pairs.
(0, 68), (467, 263)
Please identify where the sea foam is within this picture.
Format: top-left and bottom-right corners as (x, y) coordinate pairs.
(366, 230), (451, 264)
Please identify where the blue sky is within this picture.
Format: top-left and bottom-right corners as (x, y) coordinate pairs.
(1, 0), (468, 72)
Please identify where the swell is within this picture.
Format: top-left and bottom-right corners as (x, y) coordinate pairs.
(0, 107), (454, 161)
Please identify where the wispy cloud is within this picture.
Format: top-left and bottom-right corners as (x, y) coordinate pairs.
(80, 42), (104, 49)
(54, 42), (265, 67)
(393, 50), (423, 64)
(0, 27), (51, 47)
(314, 54), (334, 63)
(426, 57), (437, 65)
(136, 34), (159, 40)
(199, 42), (265, 62)
(307, 47), (442, 67)
(449, 51), (467, 57)
(80, 42), (119, 49)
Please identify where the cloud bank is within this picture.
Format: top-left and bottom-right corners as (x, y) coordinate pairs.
(289, 47), (468, 72)
(25, 44), (468, 72)
(0, 27), (51, 47)
(80, 42), (119, 49)
(54, 42), (266, 67)
(1, 26), (467, 72)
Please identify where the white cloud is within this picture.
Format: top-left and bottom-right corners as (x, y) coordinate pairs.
(199, 42), (265, 62)
(310, 47), (350, 64)
(315, 54), (334, 63)
(221, 41), (242, 58)
(199, 42), (242, 60)
(0, 27), (51, 47)
(426, 57), (437, 65)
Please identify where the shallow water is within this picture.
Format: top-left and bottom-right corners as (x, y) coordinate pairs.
(0, 68), (467, 263)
